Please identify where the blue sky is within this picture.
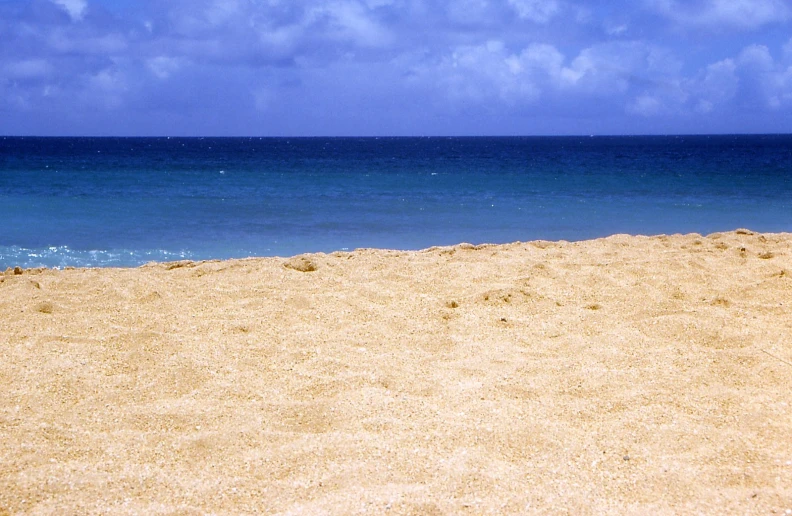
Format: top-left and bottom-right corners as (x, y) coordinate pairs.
(1, 0), (791, 136)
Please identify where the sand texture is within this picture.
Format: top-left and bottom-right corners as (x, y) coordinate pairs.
(1, 230), (792, 515)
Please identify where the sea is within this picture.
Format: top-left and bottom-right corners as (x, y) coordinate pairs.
(1, 135), (791, 269)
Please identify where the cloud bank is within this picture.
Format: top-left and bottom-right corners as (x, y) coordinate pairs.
(0, 0), (790, 135)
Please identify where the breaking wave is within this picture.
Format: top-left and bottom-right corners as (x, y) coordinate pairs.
(0, 245), (195, 270)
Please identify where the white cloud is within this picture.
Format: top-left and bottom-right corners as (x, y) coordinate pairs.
(513, 43), (565, 75)
(257, 25), (302, 58)
(648, 0), (791, 30)
(559, 42), (679, 94)
(204, 0), (244, 26)
(737, 44), (773, 71)
(309, 1), (393, 47)
(768, 66), (792, 108)
(51, 0), (87, 22)
(443, 41), (570, 103)
(606, 24), (629, 36)
(684, 42), (792, 112)
(147, 56), (182, 80)
(688, 58), (738, 112)
(5, 0), (792, 134)
(424, 39), (690, 114)
(166, 0), (260, 37)
(507, 0), (561, 24)
(626, 79), (689, 117)
(627, 94), (662, 116)
(420, 36), (792, 119)
(189, 0), (397, 52)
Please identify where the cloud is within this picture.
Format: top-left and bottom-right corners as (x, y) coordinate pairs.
(421, 39), (685, 119)
(605, 23), (629, 36)
(681, 42), (792, 114)
(51, 0), (88, 22)
(1, 0), (791, 135)
(626, 94), (662, 116)
(689, 58), (738, 113)
(445, 0), (563, 27)
(146, 56), (182, 79)
(507, 0), (561, 24)
(306, 0), (393, 47)
(141, 0), (397, 67)
(428, 41), (563, 106)
(648, 0), (791, 30)
(736, 45), (792, 109)
(623, 41), (792, 118)
(737, 44), (773, 71)
(559, 42), (681, 95)
(423, 37), (792, 120)
(562, 43), (644, 93)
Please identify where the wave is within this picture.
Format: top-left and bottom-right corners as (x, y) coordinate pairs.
(0, 245), (195, 269)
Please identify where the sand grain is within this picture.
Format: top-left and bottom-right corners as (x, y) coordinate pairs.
(1, 231), (791, 514)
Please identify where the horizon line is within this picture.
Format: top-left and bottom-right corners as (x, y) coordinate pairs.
(2, 132), (791, 139)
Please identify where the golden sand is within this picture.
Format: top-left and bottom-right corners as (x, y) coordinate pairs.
(1, 230), (791, 514)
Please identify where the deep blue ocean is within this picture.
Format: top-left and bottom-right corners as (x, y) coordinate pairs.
(1, 135), (791, 269)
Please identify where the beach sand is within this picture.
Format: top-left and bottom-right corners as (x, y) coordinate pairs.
(1, 230), (791, 514)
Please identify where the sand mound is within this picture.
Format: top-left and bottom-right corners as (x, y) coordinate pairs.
(1, 231), (791, 514)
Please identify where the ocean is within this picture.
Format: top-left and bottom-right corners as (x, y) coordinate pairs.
(1, 135), (791, 269)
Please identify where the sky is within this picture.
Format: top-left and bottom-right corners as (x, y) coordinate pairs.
(1, 0), (791, 136)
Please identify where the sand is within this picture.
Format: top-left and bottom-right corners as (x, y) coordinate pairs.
(1, 230), (791, 515)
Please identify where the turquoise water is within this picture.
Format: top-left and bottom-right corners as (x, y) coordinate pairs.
(1, 135), (790, 268)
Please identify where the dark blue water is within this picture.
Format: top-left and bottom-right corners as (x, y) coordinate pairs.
(1, 135), (791, 268)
